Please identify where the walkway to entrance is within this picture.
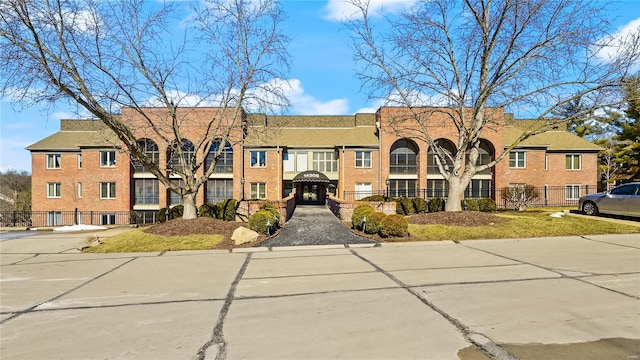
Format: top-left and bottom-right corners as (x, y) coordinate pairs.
(260, 205), (376, 247)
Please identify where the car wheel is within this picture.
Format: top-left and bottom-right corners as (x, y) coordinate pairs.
(582, 201), (599, 216)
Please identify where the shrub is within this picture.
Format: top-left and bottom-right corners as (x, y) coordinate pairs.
(168, 205), (184, 220)
(249, 210), (278, 235)
(360, 195), (385, 202)
(462, 199), (479, 211)
(400, 197), (416, 215)
(259, 201), (280, 224)
(478, 198), (497, 212)
(198, 203), (217, 218)
(364, 212), (387, 234)
(500, 184), (540, 211)
(413, 198), (428, 213)
(217, 199), (237, 221)
(428, 198), (445, 212)
(158, 208), (169, 222)
(352, 204), (375, 230)
(379, 214), (409, 238)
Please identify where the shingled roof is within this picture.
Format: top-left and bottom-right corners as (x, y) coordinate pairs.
(27, 120), (120, 151)
(504, 125), (602, 151)
(245, 114), (378, 147)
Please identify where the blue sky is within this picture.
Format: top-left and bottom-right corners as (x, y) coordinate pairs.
(1, 0), (639, 173)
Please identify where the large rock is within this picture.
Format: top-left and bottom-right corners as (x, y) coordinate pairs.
(231, 226), (259, 245)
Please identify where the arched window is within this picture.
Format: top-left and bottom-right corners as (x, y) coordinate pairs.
(467, 140), (494, 175)
(390, 139), (418, 175)
(427, 139), (456, 175)
(167, 138), (195, 171)
(205, 140), (233, 173)
(133, 138), (159, 173)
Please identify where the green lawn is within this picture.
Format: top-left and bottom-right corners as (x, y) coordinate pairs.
(408, 211), (640, 241)
(83, 228), (224, 253)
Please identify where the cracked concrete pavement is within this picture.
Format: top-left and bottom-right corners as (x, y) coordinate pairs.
(0, 228), (639, 359)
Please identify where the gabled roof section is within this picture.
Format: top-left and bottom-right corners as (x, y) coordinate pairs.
(245, 113), (379, 147)
(27, 119), (119, 151)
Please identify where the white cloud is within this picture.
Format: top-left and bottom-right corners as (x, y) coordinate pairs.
(595, 17), (640, 63)
(140, 78), (350, 115)
(355, 89), (457, 113)
(280, 79), (349, 115)
(323, 0), (416, 22)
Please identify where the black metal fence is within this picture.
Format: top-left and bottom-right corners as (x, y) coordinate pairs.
(343, 185), (600, 209)
(0, 210), (160, 228)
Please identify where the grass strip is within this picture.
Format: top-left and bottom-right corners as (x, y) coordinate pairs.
(83, 228), (224, 253)
(408, 212), (640, 241)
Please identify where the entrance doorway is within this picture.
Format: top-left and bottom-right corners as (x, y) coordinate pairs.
(292, 170), (330, 205)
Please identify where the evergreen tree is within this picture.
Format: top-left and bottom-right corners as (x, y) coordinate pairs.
(597, 77), (640, 186)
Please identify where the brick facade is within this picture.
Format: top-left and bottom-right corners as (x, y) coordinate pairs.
(28, 106), (601, 225)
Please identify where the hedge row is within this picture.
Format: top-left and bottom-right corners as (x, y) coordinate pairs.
(351, 204), (408, 238)
(359, 196), (497, 215)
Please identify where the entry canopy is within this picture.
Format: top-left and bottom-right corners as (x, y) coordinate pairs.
(292, 170), (330, 183)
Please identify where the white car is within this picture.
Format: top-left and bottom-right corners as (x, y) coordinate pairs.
(579, 182), (640, 217)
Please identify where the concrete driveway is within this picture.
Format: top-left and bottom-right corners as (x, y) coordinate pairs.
(0, 230), (639, 360)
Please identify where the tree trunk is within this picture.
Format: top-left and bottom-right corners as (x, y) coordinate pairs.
(445, 178), (466, 212)
(182, 193), (198, 219)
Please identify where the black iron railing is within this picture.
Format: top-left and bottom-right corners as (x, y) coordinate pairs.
(0, 210), (161, 227)
(343, 185), (599, 208)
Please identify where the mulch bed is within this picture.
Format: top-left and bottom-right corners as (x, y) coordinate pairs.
(142, 211), (510, 249)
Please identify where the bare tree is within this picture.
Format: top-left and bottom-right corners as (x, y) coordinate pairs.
(0, 0), (289, 218)
(346, 0), (640, 211)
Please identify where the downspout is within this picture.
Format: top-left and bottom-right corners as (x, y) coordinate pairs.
(377, 115), (382, 194)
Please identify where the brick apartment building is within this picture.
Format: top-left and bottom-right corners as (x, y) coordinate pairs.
(27, 106), (601, 226)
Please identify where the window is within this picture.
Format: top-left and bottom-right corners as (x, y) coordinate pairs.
(77, 154), (82, 169)
(250, 151), (267, 167)
(206, 141), (233, 173)
(566, 154), (581, 170)
(77, 183), (82, 199)
(426, 179), (448, 198)
(47, 182), (61, 198)
(167, 139), (195, 172)
(134, 179), (159, 205)
(100, 151), (116, 167)
(390, 139), (418, 174)
(101, 214), (116, 225)
(100, 182), (116, 199)
(250, 182), (266, 199)
(545, 154), (548, 170)
(464, 140), (493, 175)
(565, 185), (581, 200)
(355, 183), (372, 200)
(134, 138), (159, 173)
(206, 179), (233, 203)
(428, 139), (456, 175)
(465, 179), (491, 198)
(313, 151), (338, 172)
(509, 151), (526, 168)
(609, 183), (639, 195)
(169, 179), (184, 206)
(389, 179), (417, 198)
(355, 151), (371, 168)
(47, 211), (62, 226)
(47, 154), (61, 169)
